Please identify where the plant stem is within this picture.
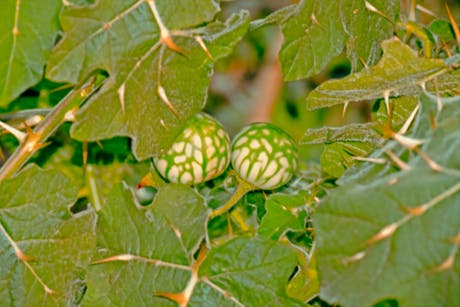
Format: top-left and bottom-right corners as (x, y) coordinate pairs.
(209, 177), (256, 219)
(0, 108), (52, 121)
(0, 76), (103, 182)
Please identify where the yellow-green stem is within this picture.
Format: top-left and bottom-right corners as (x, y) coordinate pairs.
(209, 178), (256, 219)
(0, 75), (103, 182)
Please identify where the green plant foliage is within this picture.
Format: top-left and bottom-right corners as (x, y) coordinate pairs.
(0, 0), (62, 106)
(46, 1), (249, 160)
(287, 251), (319, 303)
(314, 94), (460, 306)
(307, 38), (448, 110)
(0, 165), (97, 305)
(278, 0), (398, 80)
(83, 183), (208, 305)
(338, 92), (458, 185)
(373, 96), (419, 131)
(194, 237), (301, 306)
(427, 19), (455, 45)
(301, 123), (383, 145)
(301, 124), (382, 177)
(1, 1), (459, 305)
(258, 192), (309, 240)
(321, 142), (376, 178)
(83, 183), (301, 306)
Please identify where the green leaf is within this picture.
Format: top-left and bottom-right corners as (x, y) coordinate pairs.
(46, 0), (249, 160)
(314, 94), (460, 306)
(193, 237), (301, 306)
(0, 0), (62, 106)
(83, 183), (208, 305)
(428, 19), (455, 43)
(258, 193), (308, 240)
(287, 250), (319, 303)
(301, 123), (382, 145)
(278, 0), (398, 81)
(315, 169), (460, 306)
(426, 68), (460, 97)
(307, 38), (447, 110)
(0, 165), (97, 305)
(373, 96), (419, 131)
(414, 95), (460, 169)
(320, 142), (376, 178)
(338, 93), (458, 185)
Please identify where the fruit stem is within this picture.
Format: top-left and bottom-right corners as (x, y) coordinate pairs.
(0, 75), (104, 182)
(209, 176), (256, 219)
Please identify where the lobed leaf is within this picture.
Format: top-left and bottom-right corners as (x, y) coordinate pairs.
(83, 183), (208, 305)
(46, 0), (249, 160)
(193, 237), (301, 306)
(0, 0), (61, 106)
(314, 94), (460, 306)
(278, 0), (398, 81)
(306, 38), (447, 110)
(315, 169), (460, 306)
(0, 165), (97, 305)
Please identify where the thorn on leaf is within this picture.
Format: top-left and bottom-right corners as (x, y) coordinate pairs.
(154, 291), (187, 306)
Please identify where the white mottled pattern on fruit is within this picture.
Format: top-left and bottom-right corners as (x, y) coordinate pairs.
(154, 113), (231, 185)
(231, 123), (298, 190)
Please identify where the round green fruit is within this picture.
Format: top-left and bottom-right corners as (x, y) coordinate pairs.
(231, 123), (298, 190)
(154, 113), (231, 185)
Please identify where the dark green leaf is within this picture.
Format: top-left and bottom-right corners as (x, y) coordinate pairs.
(307, 39), (447, 110)
(314, 94), (460, 306)
(193, 237), (301, 306)
(83, 183), (208, 305)
(0, 0), (61, 106)
(315, 169), (460, 306)
(278, 0), (398, 80)
(46, 0), (249, 160)
(258, 193), (308, 240)
(0, 165), (97, 305)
